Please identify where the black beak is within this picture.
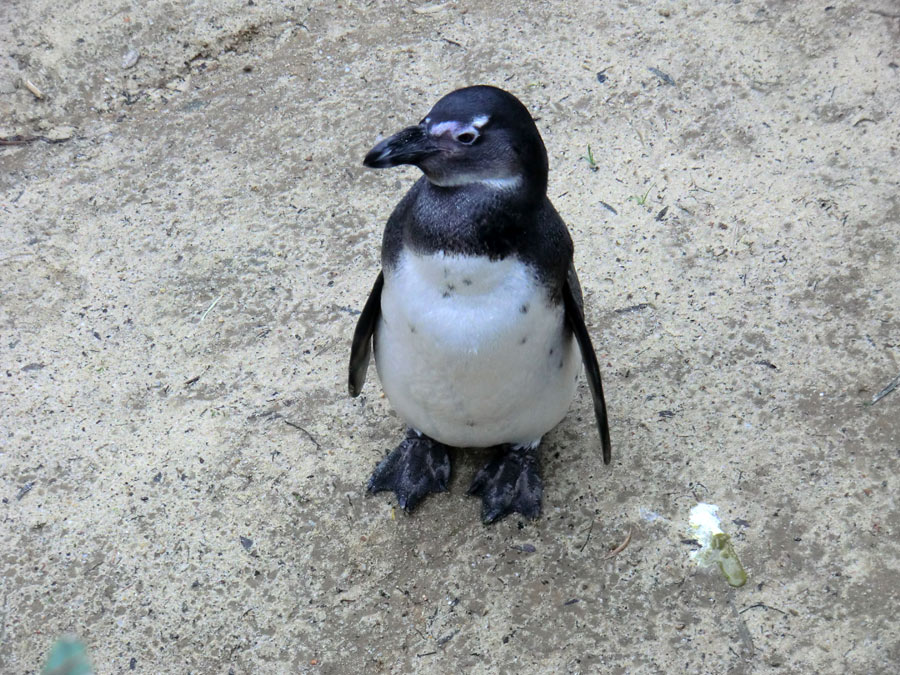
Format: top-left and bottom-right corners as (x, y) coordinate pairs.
(363, 125), (438, 169)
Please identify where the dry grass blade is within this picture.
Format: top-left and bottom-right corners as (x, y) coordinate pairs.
(605, 528), (633, 559)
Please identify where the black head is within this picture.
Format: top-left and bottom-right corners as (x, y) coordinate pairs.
(363, 85), (549, 199)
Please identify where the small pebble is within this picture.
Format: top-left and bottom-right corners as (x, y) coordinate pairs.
(648, 67), (675, 86)
(24, 78), (44, 99)
(413, 3), (448, 14)
(122, 49), (141, 70)
(46, 126), (76, 141)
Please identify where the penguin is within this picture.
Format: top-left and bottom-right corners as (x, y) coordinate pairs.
(349, 85), (611, 523)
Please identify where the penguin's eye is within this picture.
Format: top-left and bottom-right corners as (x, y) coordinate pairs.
(455, 131), (477, 145)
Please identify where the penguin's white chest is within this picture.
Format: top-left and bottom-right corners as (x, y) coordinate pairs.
(374, 250), (580, 447)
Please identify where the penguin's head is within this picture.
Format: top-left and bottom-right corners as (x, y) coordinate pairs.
(363, 85), (548, 196)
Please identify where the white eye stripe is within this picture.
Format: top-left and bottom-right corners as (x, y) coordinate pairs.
(429, 120), (465, 137)
(428, 116), (489, 139)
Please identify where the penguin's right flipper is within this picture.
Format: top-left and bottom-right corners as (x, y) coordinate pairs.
(368, 430), (451, 511)
(348, 271), (384, 397)
(563, 265), (612, 464)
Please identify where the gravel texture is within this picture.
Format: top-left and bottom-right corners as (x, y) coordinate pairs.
(2, 1), (899, 672)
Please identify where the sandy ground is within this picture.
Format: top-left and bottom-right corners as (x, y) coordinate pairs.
(2, 1), (899, 672)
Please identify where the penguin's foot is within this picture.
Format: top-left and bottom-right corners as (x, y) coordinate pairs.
(367, 430), (451, 512)
(468, 445), (543, 524)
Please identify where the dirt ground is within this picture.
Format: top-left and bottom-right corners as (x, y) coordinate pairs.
(2, 1), (899, 673)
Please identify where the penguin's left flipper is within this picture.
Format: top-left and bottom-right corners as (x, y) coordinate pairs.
(349, 271), (384, 397)
(563, 265), (612, 464)
(468, 445), (543, 524)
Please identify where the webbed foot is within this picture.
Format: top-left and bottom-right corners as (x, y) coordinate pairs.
(467, 445), (543, 523)
(367, 430), (451, 512)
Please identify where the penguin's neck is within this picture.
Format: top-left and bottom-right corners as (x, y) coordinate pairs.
(406, 178), (541, 260)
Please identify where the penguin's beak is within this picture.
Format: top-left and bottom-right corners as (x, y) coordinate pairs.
(363, 125), (438, 169)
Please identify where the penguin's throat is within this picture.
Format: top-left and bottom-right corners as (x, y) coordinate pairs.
(424, 172), (522, 190)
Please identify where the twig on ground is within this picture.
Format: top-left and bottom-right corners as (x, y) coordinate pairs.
(579, 520), (594, 552)
(870, 373), (900, 406)
(739, 602), (786, 615)
(1, 135), (71, 146)
(284, 420), (321, 451)
(24, 79), (44, 99)
(604, 528), (633, 559)
(199, 294), (222, 322)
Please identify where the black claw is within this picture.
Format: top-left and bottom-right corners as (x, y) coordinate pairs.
(367, 431), (451, 512)
(468, 445), (543, 524)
